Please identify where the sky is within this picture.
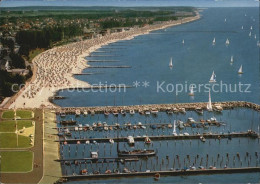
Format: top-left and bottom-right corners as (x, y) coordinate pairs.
(0, 0), (259, 7)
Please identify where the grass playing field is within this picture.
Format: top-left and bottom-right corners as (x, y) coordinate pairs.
(2, 110), (33, 119)
(0, 120), (33, 132)
(0, 133), (32, 148)
(0, 151), (33, 172)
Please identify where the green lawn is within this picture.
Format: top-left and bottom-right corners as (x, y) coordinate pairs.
(0, 133), (32, 148)
(2, 110), (33, 119)
(0, 120), (33, 132)
(29, 48), (45, 62)
(0, 151), (33, 172)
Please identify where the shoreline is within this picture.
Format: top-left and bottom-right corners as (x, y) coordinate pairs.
(6, 12), (200, 109)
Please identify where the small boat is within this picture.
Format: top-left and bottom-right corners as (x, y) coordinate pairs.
(91, 152), (98, 159)
(104, 111), (110, 116)
(60, 111), (66, 117)
(178, 120), (184, 129)
(113, 110), (119, 116)
(127, 136), (135, 146)
(188, 85), (194, 96)
(145, 110), (151, 115)
(182, 39), (185, 44)
(60, 119), (77, 125)
(224, 18), (226, 22)
(83, 111), (88, 116)
(90, 110), (95, 116)
(151, 109), (158, 115)
(195, 107), (203, 115)
(225, 38), (230, 45)
(209, 71), (216, 83)
(172, 120), (178, 136)
(212, 37), (216, 45)
(254, 34), (257, 39)
(183, 132), (189, 136)
(169, 57), (173, 68)
(207, 90), (213, 111)
(179, 108), (186, 114)
(154, 173), (160, 181)
(118, 149), (156, 157)
(230, 56), (233, 63)
(121, 109), (126, 116)
(241, 26), (243, 29)
(81, 169), (88, 175)
(168, 124), (173, 128)
(200, 136), (206, 142)
(250, 26), (253, 30)
(238, 65), (243, 74)
(75, 109), (81, 116)
(214, 105), (223, 112)
(129, 110), (135, 115)
(85, 140), (90, 144)
(144, 136), (152, 144)
(166, 108), (173, 114)
(249, 31), (252, 37)
(109, 139), (114, 144)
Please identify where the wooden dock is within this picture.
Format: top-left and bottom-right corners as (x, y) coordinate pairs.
(63, 167), (260, 180)
(73, 72), (103, 76)
(56, 132), (258, 144)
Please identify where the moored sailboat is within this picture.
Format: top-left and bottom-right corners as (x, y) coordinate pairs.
(238, 65), (243, 74)
(209, 71), (216, 83)
(188, 85), (194, 96)
(225, 38), (230, 45)
(212, 37), (216, 45)
(207, 90), (213, 112)
(169, 57), (173, 68)
(231, 56), (234, 63)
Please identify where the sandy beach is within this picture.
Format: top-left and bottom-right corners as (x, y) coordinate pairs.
(6, 13), (200, 109)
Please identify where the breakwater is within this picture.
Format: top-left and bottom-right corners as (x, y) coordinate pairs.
(55, 101), (260, 114)
(63, 167), (260, 180)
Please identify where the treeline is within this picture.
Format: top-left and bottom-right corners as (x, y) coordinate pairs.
(154, 16), (178, 21)
(101, 19), (153, 29)
(16, 24), (83, 55)
(0, 70), (26, 96)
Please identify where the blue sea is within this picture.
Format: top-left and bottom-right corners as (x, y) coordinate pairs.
(56, 7), (260, 183)
(54, 7), (259, 107)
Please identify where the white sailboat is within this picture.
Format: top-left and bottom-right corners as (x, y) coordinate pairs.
(241, 26), (243, 29)
(231, 56), (234, 63)
(172, 120), (177, 136)
(182, 39), (185, 44)
(209, 71), (216, 83)
(212, 37), (216, 45)
(250, 26), (253, 30)
(249, 32), (251, 37)
(225, 38), (230, 45)
(238, 65), (243, 74)
(207, 90), (213, 112)
(254, 34), (256, 39)
(257, 41), (260, 47)
(169, 57), (173, 68)
(189, 85), (194, 96)
(224, 18), (227, 22)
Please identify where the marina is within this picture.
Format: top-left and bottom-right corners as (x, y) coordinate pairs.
(56, 105), (260, 181)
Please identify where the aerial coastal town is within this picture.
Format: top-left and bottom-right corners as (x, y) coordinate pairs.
(0, 1), (259, 184)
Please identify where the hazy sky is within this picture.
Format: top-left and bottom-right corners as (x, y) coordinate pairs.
(0, 0), (259, 7)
